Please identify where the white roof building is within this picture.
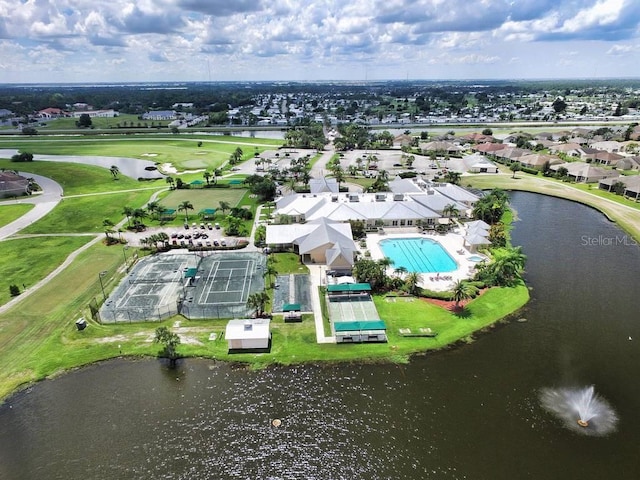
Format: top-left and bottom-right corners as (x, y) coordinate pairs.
(225, 319), (271, 351)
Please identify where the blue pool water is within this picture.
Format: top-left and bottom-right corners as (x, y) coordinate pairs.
(379, 238), (457, 273)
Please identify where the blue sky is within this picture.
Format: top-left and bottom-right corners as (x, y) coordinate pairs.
(1, 0), (639, 83)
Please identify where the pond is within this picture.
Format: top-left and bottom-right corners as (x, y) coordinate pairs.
(1, 192), (639, 479)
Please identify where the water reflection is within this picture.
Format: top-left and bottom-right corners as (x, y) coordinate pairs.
(1, 192), (640, 480)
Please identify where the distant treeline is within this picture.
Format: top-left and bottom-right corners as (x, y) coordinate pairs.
(2, 79), (640, 117)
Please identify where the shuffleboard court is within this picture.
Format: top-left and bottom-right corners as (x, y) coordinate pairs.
(328, 295), (380, 322)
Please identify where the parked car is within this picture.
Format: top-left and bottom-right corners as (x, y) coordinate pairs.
(220, 239), (227, 247)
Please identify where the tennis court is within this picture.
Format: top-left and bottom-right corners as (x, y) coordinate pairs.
(328, 295), (380, 322)
(100, 253), (195, 323)
(182, 252), (267, 319)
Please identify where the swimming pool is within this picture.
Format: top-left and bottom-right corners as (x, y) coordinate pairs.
(379, 238), (457, 273)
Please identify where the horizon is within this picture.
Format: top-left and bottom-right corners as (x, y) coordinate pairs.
(1, 1), (639, 84)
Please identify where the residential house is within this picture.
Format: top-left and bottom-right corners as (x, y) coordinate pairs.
(37, 107), (67, 118)
(594, 151), (624, 166)
(518, 153), (563, 170)
(463, 154), (499, 173)
(550, 162), (619, 183)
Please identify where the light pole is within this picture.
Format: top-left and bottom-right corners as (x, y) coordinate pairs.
(98, 270), (108, 302)
(122, 246), (129, 271)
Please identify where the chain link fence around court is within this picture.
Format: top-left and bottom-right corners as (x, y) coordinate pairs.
(98, 253), (197, 323)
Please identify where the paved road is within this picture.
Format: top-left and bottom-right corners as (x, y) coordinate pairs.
(0, 172), (63, 241)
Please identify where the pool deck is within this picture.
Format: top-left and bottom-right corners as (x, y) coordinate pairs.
(364, 228), (487, 292)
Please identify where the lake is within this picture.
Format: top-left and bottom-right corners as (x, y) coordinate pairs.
(1, 192), (639, 479)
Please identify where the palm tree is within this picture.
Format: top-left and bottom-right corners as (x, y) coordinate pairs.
(218, 201), (230, 216)
(263, 264), (278, 288)
(131, 208), (148, 229)
(110, 165), (120, 178)
(443, 203), (459, 218)
(122, 206), (134, 227)
(450, 280), (478, 309)
(146, 200), (161, 220)
(102, 219), (115, 240)
(178, 200), (194, 221)
(394, 266), (408, 278)
(213, 168), (222, 184)
(203, 170), (212, 185)
(166, 176), (175, 190)
(444, 171), (461, 185)
(247, 291), (270, 317)
(156, 232), (170, 249)
(404, 272), (422, 296)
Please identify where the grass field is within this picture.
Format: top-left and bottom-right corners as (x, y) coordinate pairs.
(0, 159), (154, 195)
(22, 190), (158, 234)
(158, 188), (248, 217)
(0, 136), (282, 172)
(0, 203), (34, 227)
(0, 236), (94, 306)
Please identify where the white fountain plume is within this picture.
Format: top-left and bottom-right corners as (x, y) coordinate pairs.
(540, 385), (618, 436)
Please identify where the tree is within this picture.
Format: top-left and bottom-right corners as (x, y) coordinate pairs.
(165, 176), (175, 190)
(178, 200), (194, 221)
(404, 272), (422, 296)
(476, 247), (526, 287)
(131, 208), (148, 229)
(247, 291), (270, 317)
(110, 165), (120, 178)
(76, 113), (92, 128)
(102, 219), (115, 241)
(262, 263), (278, 288)
(154, 326), (181, 366)
(10, 152), (34, 162)
(510, 161), (521, 179)
(443, 203), (459, 219)
(203, 170), (212, 185)
(443, 171), (461, 185)
(9, 284), (20, 297)
(482, 128), (493, 136)
(450, 280), (478, 309)
(146, 201), (161, 220)
(122, 206), (134, 227)
(218, 201), (231, 215)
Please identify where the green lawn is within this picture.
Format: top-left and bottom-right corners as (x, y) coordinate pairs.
(158, 188), (248, 221)
(22, 190), (157, 234)
(0, 159), (151, 195)
(0, 136), (282, 172)
(0, 236), (93, 306)
(272, 252), (310, 274)
(0, 203), (34, 227)
(374, 284), (530, 355)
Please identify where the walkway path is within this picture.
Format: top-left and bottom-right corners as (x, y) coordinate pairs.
(307, 264), (336, 344)
(0, 172), (63, 241)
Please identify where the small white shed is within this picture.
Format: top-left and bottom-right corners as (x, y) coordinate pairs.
(225, 319), (271, 351)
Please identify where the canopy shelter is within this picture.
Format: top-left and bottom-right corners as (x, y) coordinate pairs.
(282, 303), (302, 322)
(464, 233), (491, 252)
(198, 208), (216, 219)
(190, 180), (205, 188)
(160, 208), (177, 220)
(327, 283), (371, 294)
(466, 220), (490, 230)
(334, 320), (387, 343)
(282, 303), (301, 312)
(229, 179), (243, 185)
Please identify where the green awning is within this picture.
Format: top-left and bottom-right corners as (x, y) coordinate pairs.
(229, 179), (243, 185)
(334, 320), (386, 332)
(161, 208), (176, 215)
(190, 180), (205, 185)
(184, 268), (198, 278)
(283, 303), (301, 312)
(198, 208), (216, 215)
(327, 283), (371, 293)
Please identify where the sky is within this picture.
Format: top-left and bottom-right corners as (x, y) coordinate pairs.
(1, 0), (639, 83)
